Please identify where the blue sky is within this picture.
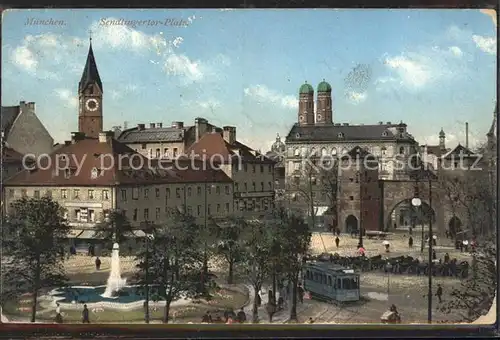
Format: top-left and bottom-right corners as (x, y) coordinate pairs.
(2, 9), (497, 150)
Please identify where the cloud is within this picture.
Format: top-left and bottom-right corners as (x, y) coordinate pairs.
(244, 85), (298, 109)
(345, 91), (367, 104)
(472, 35), (496, 55)
(110, 83), (142, 100)
(163, 54), (204, 83)
(378, 45), (468, 92)
(198, 99), (221, 110)
(54, 88), (78, 108)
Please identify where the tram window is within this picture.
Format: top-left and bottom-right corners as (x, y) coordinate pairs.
(336, 279), (341, 289)
(342, 278), (350, 289)
(306, 270), (310, 279)
(328, 276), (332, 286)
(314, 272), (318, 282)
(351, 277), (359, 289)
(323, 274), (327, 284)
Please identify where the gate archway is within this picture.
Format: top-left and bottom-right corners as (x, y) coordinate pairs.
(345, 215), (358, 233)
(448, 216), (462, 238)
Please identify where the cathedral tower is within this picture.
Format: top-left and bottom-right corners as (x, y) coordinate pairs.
(78, 37), (103, 138)
(298, 82), (314, 126)
(316, 79), (333, 124)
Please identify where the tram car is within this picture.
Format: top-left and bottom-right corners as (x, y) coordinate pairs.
(303, 262), (360, 303)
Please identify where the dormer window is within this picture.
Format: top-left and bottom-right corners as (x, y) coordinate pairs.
(382, 131), (388, 137)
(296, 133), (300, 138)
(338, 132), (344, 138)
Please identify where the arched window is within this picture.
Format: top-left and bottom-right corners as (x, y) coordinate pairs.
(331, 148), (337, 155)
(338, 132), (344, 138)
(310, 148), (317, 156)
(294, 148), (300, 156)
(321, 147), (328, 156)
(399, 146), (405, 154)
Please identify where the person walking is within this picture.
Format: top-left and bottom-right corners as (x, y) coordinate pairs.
(335, 236), (340, 248)
(297, 283), (304, 304)
(82, 304), (90, 323)
(432, 249), (437, 261)
(55, 302), (61, 315)
(436, 284), (443, 303)
(408, 236), (413, 248)
(95, 257), (101, 271)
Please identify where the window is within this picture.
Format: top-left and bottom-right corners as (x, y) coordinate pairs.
(244, 164), (248, 172)
(166, 188), (171, 198)
(187, 206), (192, 215)
(133, 209), (138, 221)
(46, 190), (52, 198)
(349, 196), (354, 201)
(244, 183), (248, 191)
(225, 203), (230, 212)
(144, 189), (149, 199)
(216, 186), (220, 195)
(207, 186), (212, 195)
(164, 148), (169, 157)
(144, 208), (149, 221)
(197, 205), (202, 216)
(102, 190), (109, 200)
(156, 207), (160, 219)
(349, 178), (353, 182)
(260, 165), (264, 173)
(235, 183), (239, 192)
(61, 189), (67, 199)
(260, 182), (264, 191)
(207, 204), (211, 215)
(88, 189), (94, 199)
(176, 188), (181, 198)
(197, 186), (201, 195)
(399, 147), (405, 154)
(121, 189), (126, 201)
(156, 188), (160, 198)
(173, 148), (178, 157)
(141, 143), (147, 149)
(225, 185), (230, 194)
(269, 182), (272, 190)
(88, 209), (95, 222)
(252, 182), (256, 191)
(8, 189), (14, 198)
(268, 165), (272, 173)
(338, 132), (344, 138)
(217, 204), (221, 213)
(156, 148), (161, 158)
(187, 187), (192, 196)
(132, 187), (139, 200)
(34, 190), (40, 198)
(252, 165), (256, 173)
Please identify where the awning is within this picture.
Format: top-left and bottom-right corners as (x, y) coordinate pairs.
(67, 229), (83, 238)
(77, 230), (96, 239)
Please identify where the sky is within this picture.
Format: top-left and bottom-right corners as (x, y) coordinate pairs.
(1, 9), (497, 151)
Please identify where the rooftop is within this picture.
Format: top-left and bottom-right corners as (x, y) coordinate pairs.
(5, 136), (232, 187)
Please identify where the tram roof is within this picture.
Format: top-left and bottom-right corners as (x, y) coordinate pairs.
(304, 262), (358, 275)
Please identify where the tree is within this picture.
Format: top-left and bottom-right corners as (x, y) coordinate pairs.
(240, 220), (273, 323)
(94, 209), (134, 248)
(268, 207), (311, 322)
(134, 209), (204, 323)
(209, 215), (247, 284)
(2, 197), (70, 322)
(438, 240), (496, 322)
(318, 156), (340, 230)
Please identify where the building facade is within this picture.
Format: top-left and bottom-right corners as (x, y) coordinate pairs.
(3, 132), (234, 241)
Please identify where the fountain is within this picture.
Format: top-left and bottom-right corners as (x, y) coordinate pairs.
(101, 243), (127, 298)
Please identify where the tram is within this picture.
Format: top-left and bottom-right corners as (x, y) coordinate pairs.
(303, 262), (360, 303)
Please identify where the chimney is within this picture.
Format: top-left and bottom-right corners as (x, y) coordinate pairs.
(378, 121), (383, 125)
(71, 132), (86, 143)
(387, 121), (392, 124)
(157, 122), (163, 128)
(137, 124), (145, 130)
(223, 126), (236, 144)
(150, 123), (155, 129)
(194, 117), (208, 141)
(343, 123), (349, 126)
(171, 121), (184, 129)
(465, 122), (469, 149)
(27, 102), (35, 110)
(99, 131), (113, 143)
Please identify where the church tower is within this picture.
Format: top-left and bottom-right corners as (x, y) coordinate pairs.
(316, 79), (333, 124)
(78, 36), (103, 138)
(439, 128), (446, 151)
(298, 82), (314, 126)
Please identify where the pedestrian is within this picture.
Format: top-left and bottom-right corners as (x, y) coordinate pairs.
(335, 236), (340, 248)
(432, 235), (437, 246)
(56, 302), (61, 315)
(95, 257), (101, 271)
(237, 308), (246, 323)
(297, 283), (304, 304)
(82, 304), (90, 323)
(459, 240), (464, 252)
(444, 252), (450, 264)
(87, 244), (92, 256)
(55, 312), (63, 323)
(409, 227), (413, 236)
(408, 236), (413, 248)
(445, 230), (449, 239)
(436, 284), (443, 303)
(336, 228), (341, 236)
(201, 311), (212, 323)
(266, 301), (276, 322)
(463, 240), (469, 252)
(432, 249), (437, 260)
(226, 315), (234, 324)
(89, 244), (95, 257)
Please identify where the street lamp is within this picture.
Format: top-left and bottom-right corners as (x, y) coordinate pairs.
(385, 261), (393, 297)
(411, 197), (422, 252)
(142, 222), (154, 324)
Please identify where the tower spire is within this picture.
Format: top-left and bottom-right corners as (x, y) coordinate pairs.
(89, 29), (92, 43)
(79, 36), (102, 93)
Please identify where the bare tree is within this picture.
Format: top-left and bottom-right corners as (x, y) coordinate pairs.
(318, 156), (340, 230)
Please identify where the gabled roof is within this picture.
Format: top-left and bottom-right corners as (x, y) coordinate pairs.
(79, 41), (103, 93)
(442, 144), (479, 160)
(5, 137), (232, 186)
(286, 122), (416, 143)
(186, 132), (275, 164)
(117, 126), (191, 143)
(1, 106), (20, 135)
